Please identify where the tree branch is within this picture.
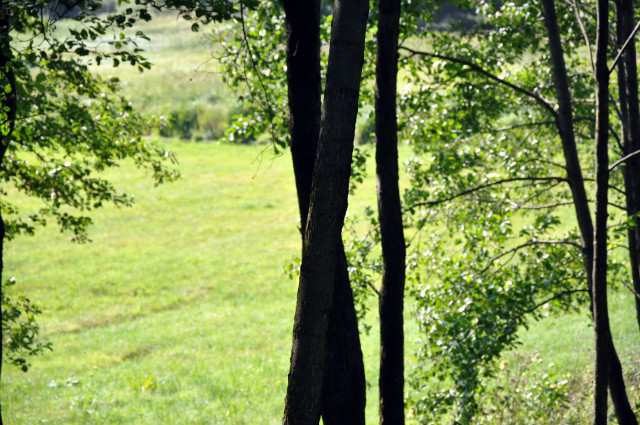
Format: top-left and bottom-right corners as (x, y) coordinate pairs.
(516, 201), (575, 210)
(398, 46), (558, 117)
(505, 289), (589, 332)
(408, 177), (568, 208)
(620, 279), (640, 300)
(609, 17), (640, 74)
(609, 149), (640, 171)
(450, 121), (557, 134)
(571, 0), (596, 74)
(479, 240), (584, 276)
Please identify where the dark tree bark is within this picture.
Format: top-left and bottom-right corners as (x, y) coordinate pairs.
(615, 0), (640, 334)
(282, 0), (370, 422)
(540, 0), (593, 271)
(593, 2), (612, 423)
(374, 0), (405, 423)
(541, 1), (637, 423)
(281, 1), (366, 423)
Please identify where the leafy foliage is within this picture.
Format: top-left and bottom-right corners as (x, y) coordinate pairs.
(1, 277), (51, 372)
(215, 0), (290, 149)
(0, 0), (202, 371)
(1, 0), (181, 242)
(394, 0), (638, 422)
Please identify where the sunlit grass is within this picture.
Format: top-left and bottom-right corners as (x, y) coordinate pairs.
(4, 10), (640, 425)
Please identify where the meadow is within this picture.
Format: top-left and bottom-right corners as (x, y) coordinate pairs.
(3, 11), (640, 425)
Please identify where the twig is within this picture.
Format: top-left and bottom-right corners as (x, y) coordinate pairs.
(504, 289), (589, 332)
(571, 0), (595, 74)
(620, 279), (640, 300)
(479, 240), (584, 275)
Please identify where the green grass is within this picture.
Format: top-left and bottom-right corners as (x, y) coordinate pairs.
(5, 10), (640, 425)
(3, 143), (301, 424)
(87, 14), (237, 141)
(5, 140), (640, 424)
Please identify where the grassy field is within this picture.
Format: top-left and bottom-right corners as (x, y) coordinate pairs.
(4, 10), (640, 425)
(4, 139), (640, 424)
(3, 143), (300, 424)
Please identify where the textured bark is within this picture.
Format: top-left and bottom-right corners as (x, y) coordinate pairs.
(281, 1), (366, 423)
(374, 0), (405, 423)
(321, 245), (366, 425)
(541, 1), (637, 423)
(282, 0), (370, 422)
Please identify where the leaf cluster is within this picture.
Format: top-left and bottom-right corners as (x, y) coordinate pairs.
(1, 277), (51, 372)
(1, 0), (180, 242)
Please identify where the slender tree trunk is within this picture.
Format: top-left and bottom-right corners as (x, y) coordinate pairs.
(282, 0), (370, 422)
(593, 2), (611, 423)
(540, 0), (593, 270)
(281, 1), (366, 423)
(374, 0), (405, 423)
(615, 0), (640, 334)
(541, 1), (637, 423)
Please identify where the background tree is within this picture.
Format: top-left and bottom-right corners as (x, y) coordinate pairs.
(353, 0), (640, 422)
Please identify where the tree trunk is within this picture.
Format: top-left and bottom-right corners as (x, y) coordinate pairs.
(540, 0), (593, 270)
(615, 0), (640, 335)
(281, 1), (366, 423)
(374, 0), (405, 423)
(593, 1), (611, 422)
(541, 1), (637, 423)
(322, 245), (366, 425)
(282, 0), (370, 422)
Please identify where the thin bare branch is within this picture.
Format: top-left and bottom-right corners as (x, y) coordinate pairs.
(505, 289), (589, 332)
(571, 0), (596, 74)
(450, 121), (557, 134)
(609, 149), (640, 171)
(620, 279), (640, 300)
(367, 282), (381, 297)
(516, 201), (576, 210)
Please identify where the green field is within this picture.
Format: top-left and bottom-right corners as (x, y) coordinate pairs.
(4, 11), (640, 425)
(4, 140), (640, 424)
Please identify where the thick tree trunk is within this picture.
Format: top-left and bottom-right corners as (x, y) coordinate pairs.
(282, 0), (370, 422)
(374, 0), (405, 423)
(281, 1), (366, 423)
(541, 1), (637, 424)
